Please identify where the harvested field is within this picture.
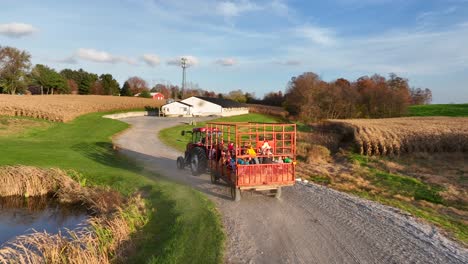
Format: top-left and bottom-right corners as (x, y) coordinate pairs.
(327, 117), (468, 155)
(0, 95), (164, 122)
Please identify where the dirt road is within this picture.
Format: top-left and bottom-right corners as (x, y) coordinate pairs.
(114, 116), (467, 264)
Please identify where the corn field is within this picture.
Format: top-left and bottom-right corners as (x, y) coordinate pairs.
(327, 117), (468, 155)
(0, 95), (164, 122)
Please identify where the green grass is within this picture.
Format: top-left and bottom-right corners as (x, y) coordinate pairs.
(349, 154), (467, 243)
(0, 113), (224, 263)
(408, 104), (468, 117)
(159, 113), (282, 152)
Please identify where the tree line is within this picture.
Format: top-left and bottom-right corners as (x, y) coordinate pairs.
(282, 72), (432, 122)
(1, 46), (433, 121)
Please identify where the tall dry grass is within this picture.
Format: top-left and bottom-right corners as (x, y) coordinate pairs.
(327, 117), (468, 155)
(0, 166), (77, 197)
(0, 195), (147, 264)
(247, 104), (288, 118)
(0, 95), (164, 122)
(0, 165), (148, 263)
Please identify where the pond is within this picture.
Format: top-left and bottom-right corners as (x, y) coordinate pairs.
(0, 196), (89, 246)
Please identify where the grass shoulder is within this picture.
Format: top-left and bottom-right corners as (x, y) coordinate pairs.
(302, 152), (467, 244)
(0, 113), (224, 263)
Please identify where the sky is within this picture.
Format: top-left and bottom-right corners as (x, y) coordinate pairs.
(0, 0), (467, 103)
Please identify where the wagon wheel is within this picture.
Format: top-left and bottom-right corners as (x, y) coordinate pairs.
(230, 185), (241, 202)
(275, 187), (282, 199)
(210, 171), (219, 184)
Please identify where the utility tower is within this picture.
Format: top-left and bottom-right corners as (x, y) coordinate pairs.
(180, 57), (188, 99)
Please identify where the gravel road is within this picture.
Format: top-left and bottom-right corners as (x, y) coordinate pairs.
(114, 116), (467, 264)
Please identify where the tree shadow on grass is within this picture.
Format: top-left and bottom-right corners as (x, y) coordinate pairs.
(71, 142), (143, 174)
(71, 141), (232, 200)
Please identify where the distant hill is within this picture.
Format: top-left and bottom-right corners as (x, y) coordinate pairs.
(408, 104), (468, 117)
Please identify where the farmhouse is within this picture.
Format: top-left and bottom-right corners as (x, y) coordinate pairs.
(161, 101), (193, 116)
(161, 96), (249, 117)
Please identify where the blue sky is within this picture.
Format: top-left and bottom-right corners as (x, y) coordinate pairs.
(1, 0), (467, 103)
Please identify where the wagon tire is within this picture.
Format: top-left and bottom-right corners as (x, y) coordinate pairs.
(190, 147), (207, 176)
(230, 185), (241, 202)
(176, 156), (185, 170)
(275, 187), (282, 199)
(210, 171), (219, 184)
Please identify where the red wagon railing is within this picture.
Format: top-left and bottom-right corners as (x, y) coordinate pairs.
(204, 122), (297, 199)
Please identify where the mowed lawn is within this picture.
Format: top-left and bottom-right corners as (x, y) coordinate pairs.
(0, 113), (224, 264)
(159, 113), (282, 152)
(408, 104), (468, 117)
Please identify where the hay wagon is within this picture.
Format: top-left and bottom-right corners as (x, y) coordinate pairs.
(177, 122), (297, 201)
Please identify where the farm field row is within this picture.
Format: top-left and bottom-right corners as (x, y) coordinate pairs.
(328, 117), (468, 155)
(0, 113), (224, 263)
(0, 95), (164, 122)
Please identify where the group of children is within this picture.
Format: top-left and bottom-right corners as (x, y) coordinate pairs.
(212, 140), (293, 172)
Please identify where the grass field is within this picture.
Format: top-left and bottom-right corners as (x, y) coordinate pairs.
(408, 104), (468, 117)
(159, 113), (282, 152)
(0, 113), (224, 263)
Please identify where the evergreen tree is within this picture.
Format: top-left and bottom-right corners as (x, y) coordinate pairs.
(121, 81), (132, 96)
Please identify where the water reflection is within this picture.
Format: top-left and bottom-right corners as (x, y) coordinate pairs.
(0, 196), (88, 245)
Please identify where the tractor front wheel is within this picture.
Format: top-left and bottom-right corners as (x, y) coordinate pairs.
(176, 156), (185, 170)
(190, 147), (207, 176)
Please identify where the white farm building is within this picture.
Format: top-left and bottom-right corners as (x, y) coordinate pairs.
(161, 96), (249, 117)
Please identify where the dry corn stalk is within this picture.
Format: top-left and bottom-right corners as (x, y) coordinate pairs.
(327, 117), (468, 155)
(0, 94), (164, 122)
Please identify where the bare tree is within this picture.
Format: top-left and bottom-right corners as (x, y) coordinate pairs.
(125, 76), (149, 95)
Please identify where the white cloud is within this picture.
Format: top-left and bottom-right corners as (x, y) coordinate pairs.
(0, 22), (37, 38)
(286, 23), (468, 76)
(166, 55), (199, 66)
(142, 54), (161, 67)
(76, 48), (135, 64)
(270, 0), (290, 17)
(294, 25), (336, 46)
(216, 0), (259, 18)
(215, 58), (237, 66)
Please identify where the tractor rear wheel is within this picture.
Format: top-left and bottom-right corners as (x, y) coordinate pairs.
(176, 156), (185, 170)
(190, 147), (207, 176)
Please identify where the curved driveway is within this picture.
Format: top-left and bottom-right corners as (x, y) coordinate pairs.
(114, 116), (467, 264)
